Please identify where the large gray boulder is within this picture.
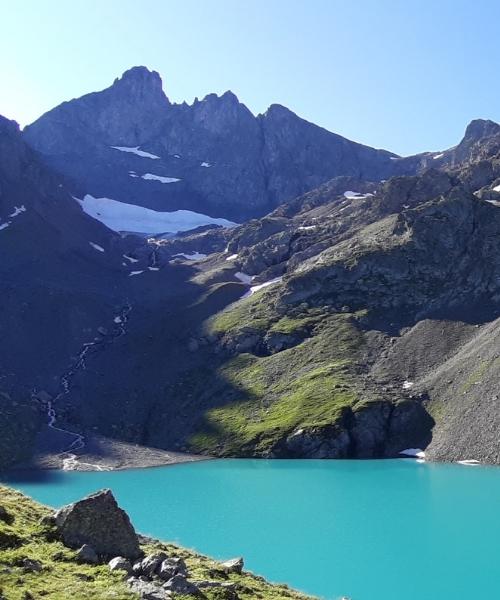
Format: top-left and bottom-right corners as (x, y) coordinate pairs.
(54, 489), (141, 559)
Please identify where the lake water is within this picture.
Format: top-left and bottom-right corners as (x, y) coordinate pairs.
(3, 459), (500, 600)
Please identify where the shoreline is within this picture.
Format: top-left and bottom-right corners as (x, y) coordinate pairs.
(18, 431), (211, 472)
(13, 429), (491, 472)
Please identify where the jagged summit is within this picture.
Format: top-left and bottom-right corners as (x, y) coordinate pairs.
(462, 118), (500, 143)
(111, 65), (169, 103)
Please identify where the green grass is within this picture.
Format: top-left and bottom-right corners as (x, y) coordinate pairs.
(190, 314), (362, 455)
(207, 292), (273, 335)
(0, 486), (136, 600)
(460, 357), (500, 394)
(0, 486), (315, 600)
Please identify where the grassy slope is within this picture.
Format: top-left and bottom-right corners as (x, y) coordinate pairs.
(0, 486), (315, 600)
(188, 289), (364, 455)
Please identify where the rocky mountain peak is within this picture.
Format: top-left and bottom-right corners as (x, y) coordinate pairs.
(262, 103), (296, 120)
(462, 118), (500, 143)
(112, 66), (169, 103)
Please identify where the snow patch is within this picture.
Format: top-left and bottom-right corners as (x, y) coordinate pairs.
(433, 153), (444, 160)
(123, 254), (139, 263)
(457, 459), (481, 466)
(148, 266), (160, 271)
(114, 316), (123, 324)
(298, 225), (316, 231)
(235, 272), (254, 285)
(226, 253), (238, 261)
(77, 194), (236, 234)
(493, 184), (500, 192)
(343, 190), (374, 199)
(111, 146), (160, 159)
(9, 205), (26, 218)
(402, 380), (414, 390)
(400, 448), (426, 459)
(89, 242), (105, 252)
(141, 173), (181, 184)
(0, 222), (10, 231)
(173, 252), (207, 260)
(200, 162), (211, 167)
(241, 277), (284, 298)
(129, 270), (144, 277)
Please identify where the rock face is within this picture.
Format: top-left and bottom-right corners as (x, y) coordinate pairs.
(54, 489), (141, 559)
(23, 66), (401, 221)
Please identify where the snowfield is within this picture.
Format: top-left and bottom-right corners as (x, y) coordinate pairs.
(141, 173), (181, 184)
(111, 146), (160, 159)
(173, 252), (207, 260)
(77, 194), (236, 234)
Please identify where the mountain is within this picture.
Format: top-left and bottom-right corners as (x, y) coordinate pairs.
(6, 70), (500, 469)
(0, 114), (243, 469)
(23, 66), (401, 223)
(146, 139), (500, 463)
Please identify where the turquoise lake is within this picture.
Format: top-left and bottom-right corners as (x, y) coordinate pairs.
(3, 459), (500, 600)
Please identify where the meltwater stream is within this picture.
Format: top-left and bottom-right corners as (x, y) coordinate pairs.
(4, 459), (500, 600)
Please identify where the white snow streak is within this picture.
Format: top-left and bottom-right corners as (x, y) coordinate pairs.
(129, 270), (144, 276)
(241, 277), (284, 298)
(226, 253), (238, 261)
(433, 153), (444, 159)
(200, 162), (211, 167)
(235, 272), (254, 285)
(111, 146), (160, 159)
(89, 242), (105, 252)
(400, 448), (426, 459)
(141, 173), (181, 184)
(173, 252), (207, 260)
(344, 190), (374, 200)
(9, 205), (26, 218)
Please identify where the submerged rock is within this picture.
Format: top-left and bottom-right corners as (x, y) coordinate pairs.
(54, 489), (141, 559)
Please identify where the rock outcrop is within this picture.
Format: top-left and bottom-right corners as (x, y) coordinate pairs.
(54, 489), (141, 559)
(23, 66), (401, 221)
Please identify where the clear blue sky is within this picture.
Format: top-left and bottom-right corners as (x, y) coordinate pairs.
(2, 0), (500, 155)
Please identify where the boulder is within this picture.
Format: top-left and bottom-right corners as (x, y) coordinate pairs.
(54, 489), (141, 559)
(127, 577), (165, 600)
(76, 544), (99, 564)
(140, 552), (167, 578)
(158, 557), (188, 580)
(21, 558), (43, 573)
(108, 556), (133, 574)
(163, 573), (199, 595)
(221, 557), (244, 574)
